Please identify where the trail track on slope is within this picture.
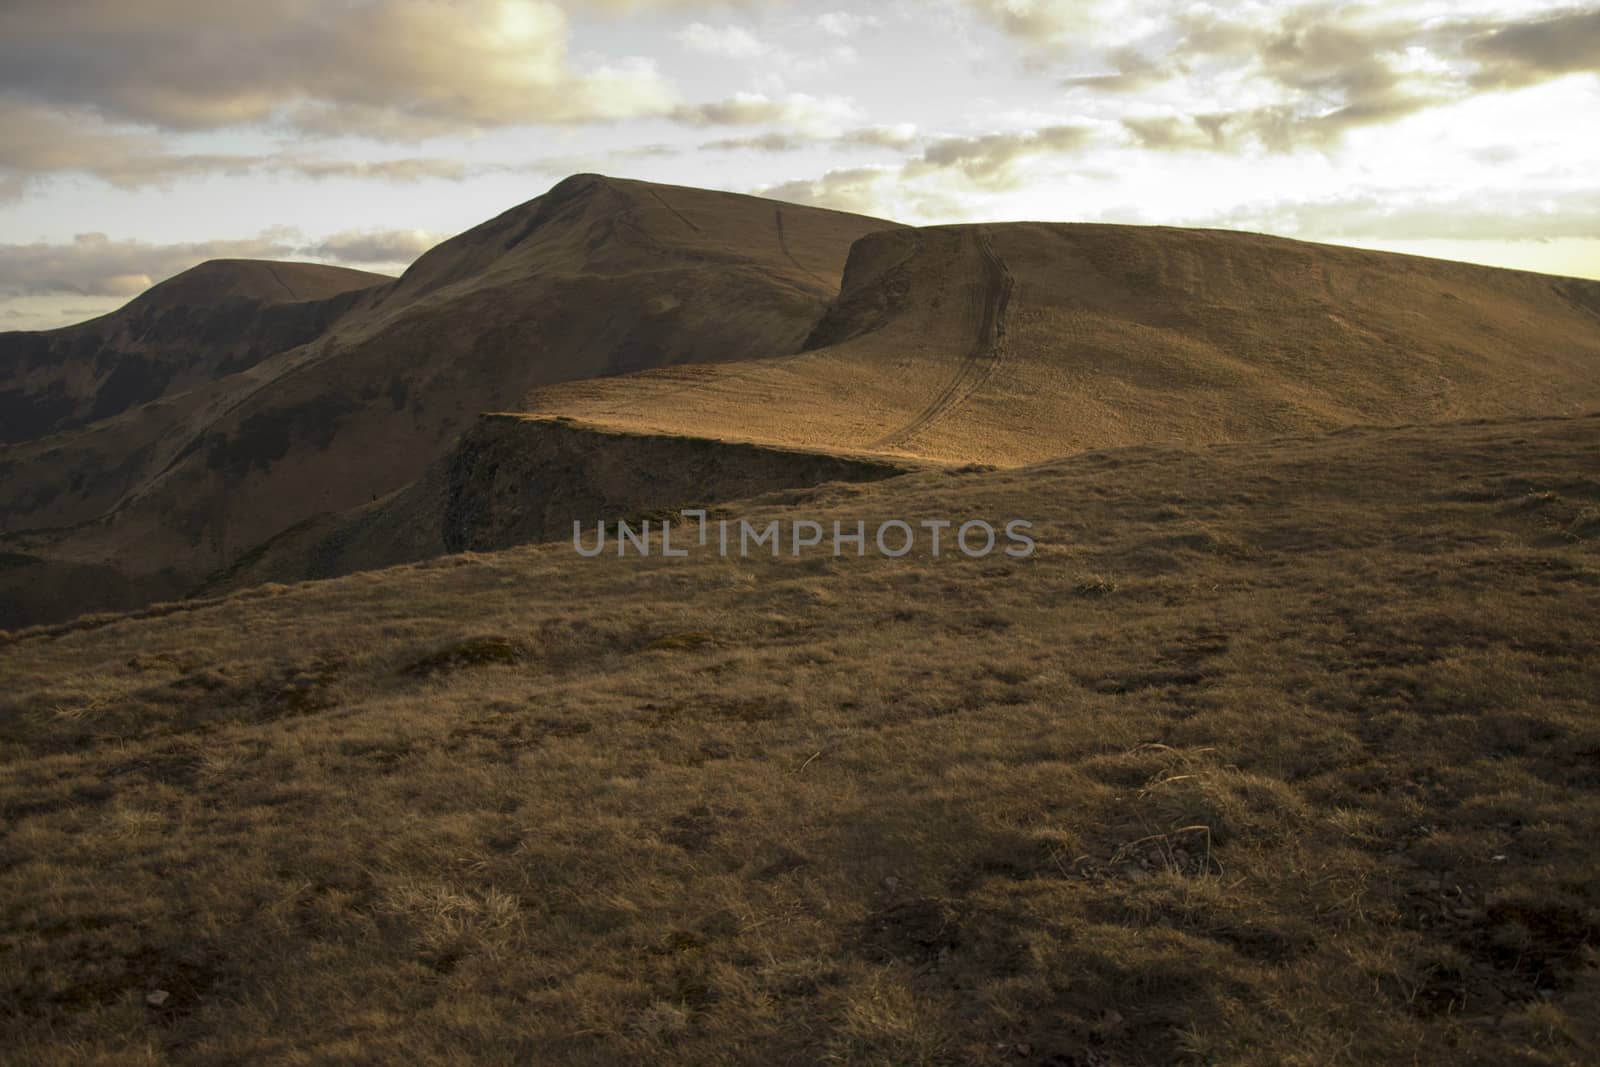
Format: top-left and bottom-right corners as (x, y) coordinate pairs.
(648, 188), (704, 234)
(775, 207), (829, 287)
(873, 227), (1015, 449)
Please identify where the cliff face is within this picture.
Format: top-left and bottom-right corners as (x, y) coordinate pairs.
(438, 415), (912, 553)
(193, 413), (915, 597)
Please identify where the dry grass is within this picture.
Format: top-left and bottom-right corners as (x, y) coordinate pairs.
(521, 223), (1600, 469)
(2, 413), (1599, 1065)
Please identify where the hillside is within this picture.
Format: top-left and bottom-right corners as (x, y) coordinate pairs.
(523, 223), (1600, 464)
(202, 214), (1600, 595)
(0, 260), (389, 445)
(196, 414), (921, 595)
(3, 412), (1597, 1064)
(0, 177), (898, 625)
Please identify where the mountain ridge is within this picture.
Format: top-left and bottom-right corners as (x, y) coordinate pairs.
(524, 219), (1600, 465)
(0, 259), (390, 444)
(5, 175), (1600, 627)
(0, 176), (903, 625)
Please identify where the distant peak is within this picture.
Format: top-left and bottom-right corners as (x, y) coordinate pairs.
(545, 173), (616, 197)
(124, 259), (388, 313)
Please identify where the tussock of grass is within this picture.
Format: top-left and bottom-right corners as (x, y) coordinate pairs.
(1073, 573), (1119, 598)
(401, 636), (523, 677)
(646, 631), (721, 653)
(1568, 507), (1600, 541)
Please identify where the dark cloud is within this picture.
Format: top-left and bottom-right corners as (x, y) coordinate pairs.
(0, 0), (677, 139)
(1468, 8), (1600, 88)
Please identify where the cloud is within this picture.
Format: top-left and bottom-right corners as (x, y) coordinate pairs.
(672, 15), (867, 84)
(760, 121), (1099, 215)
(574, 0), (778, 9)
(817, 12), (882, 38)
(701, 132), (803, 152)
(671, 92), (865, 132)
(959, 0), (1086, 52)
(842, 124), (921, 148)
(910, 125), (1095, 184)
(0, 228), (440, 301)
(759, 167), (897, 216)
(1061, 47), (1170, 92)
(1121, 116), (1223, 151)
(304, 229), (443, 265)
(1467, 8), (1600, 88)
(0, 101), (259, 193)
(1090, 9), (1455, 152)
(1037, 3), (1600, 153)
(0, 298), (129, 331)
(516, 143), (682, 177)
(276, 158), (477, 183)
(673, 93), (791, 125)
(702, 123), (918, 152)
(675, 22), (770, 58)
(0, 233), (300, 299)
(0, 101), (560, 195)
(1204, 187), (1600, 243)
(0, 0), (678, 139)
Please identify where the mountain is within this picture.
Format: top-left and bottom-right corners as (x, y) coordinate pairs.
(4, 176), (1600, 628)
(0, 176), (899, 626)
(0, 260), (389, 444)
(520, 222), (1600, 465)
(207, 215), (1600, 596)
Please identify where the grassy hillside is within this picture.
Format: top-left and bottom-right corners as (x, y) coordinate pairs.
(0, 178), (897, 626)
(3, 412), (1597, 1065)
(196, 414), (922, 596)
(526, 223), (1600, 465)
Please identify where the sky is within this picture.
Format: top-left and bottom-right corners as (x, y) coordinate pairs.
(1, 0), (1597, 330)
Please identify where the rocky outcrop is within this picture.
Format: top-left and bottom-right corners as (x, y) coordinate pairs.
(439, 415), (911, 552)
(195, 414), (914, 596)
